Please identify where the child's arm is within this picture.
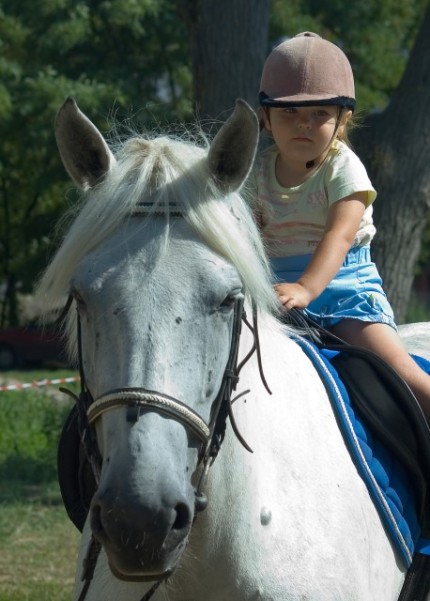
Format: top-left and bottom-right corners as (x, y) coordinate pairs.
(275, 192), (368, 310)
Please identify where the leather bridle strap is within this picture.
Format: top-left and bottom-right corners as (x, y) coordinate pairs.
(87, 388), (210, 444)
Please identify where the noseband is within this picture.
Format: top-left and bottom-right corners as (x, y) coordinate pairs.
(87, 389), (210, 442)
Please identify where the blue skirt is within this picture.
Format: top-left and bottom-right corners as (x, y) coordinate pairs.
(270, 246), (396, 330)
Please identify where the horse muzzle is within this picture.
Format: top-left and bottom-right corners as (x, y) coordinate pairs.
(90, 489), (193, 579)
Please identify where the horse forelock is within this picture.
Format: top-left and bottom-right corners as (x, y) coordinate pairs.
(36, 130), (279, 360)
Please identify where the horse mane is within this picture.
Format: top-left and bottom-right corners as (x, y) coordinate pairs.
(36, 129), (279, 337)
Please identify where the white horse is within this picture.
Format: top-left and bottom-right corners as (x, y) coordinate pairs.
(37, 97), (428, 601)
(398, 323), (430, 362)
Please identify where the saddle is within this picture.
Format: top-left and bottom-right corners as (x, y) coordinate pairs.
(285, 308), (430, 538)
(57, 405), (96, 532)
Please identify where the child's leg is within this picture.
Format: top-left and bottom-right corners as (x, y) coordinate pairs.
(330, 319), (430, 423)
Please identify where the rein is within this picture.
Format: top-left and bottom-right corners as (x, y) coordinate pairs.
(59, 295), (269, 601)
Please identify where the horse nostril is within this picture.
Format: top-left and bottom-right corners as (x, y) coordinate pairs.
(172, 503), (191, 530)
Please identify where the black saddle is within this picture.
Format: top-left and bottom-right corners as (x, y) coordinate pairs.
(285, 308), (430, 538)
(57, 406), (96, 532)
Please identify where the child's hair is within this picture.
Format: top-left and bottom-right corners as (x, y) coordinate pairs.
(336, 108), (355, 148)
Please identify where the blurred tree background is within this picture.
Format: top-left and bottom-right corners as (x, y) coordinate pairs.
(0, 0), (429, 326)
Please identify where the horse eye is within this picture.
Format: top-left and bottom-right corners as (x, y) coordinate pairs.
(220, 295), (236, 308)
(219, 291), (243, 310)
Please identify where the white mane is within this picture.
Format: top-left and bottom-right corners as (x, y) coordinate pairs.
(36, 130), (279, 319)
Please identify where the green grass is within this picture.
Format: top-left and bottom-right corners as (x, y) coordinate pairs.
(0, 370), (81, 601)
(0, 481), (80, 601)
(0, 384), (75, 482)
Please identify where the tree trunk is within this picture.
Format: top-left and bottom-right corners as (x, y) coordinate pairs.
(179, 0), (271, 127)
(353, 3), (430, 323)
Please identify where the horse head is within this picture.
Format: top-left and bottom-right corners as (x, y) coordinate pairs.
(49, 97), (264, 581)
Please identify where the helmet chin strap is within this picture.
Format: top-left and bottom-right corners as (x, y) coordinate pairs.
(306, 107), (345, 169)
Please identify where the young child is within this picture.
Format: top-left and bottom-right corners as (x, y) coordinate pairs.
(251, 31), (430, 423)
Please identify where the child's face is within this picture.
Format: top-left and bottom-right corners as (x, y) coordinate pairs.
(263, 106), (351, 168)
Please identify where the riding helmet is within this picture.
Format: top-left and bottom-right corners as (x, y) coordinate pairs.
(259, 32), (356, 111)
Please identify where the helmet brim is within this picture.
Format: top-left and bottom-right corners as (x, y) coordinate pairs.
(259, 92), (356, 111)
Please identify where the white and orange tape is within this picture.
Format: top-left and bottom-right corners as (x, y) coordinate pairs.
(0, 376), (80, 392)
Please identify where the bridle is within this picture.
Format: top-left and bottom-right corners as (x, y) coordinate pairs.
(59, 294), (270, 601)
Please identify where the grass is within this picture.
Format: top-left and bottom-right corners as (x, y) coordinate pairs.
(0, 482), (80, 601)
(0, 369), (81, 601)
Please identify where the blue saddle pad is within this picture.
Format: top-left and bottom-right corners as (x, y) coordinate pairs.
(294, 336), (430, 568)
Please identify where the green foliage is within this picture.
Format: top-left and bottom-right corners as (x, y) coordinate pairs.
(0, 390), (72, 481)
(0, 0), (192, 326)
(0, 0), (429, 325)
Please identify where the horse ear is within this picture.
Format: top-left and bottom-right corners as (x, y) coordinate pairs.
(207, 99), (259, 192)
(55, 97), (115, 190)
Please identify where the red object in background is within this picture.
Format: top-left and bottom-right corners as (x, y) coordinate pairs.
(0, 324), (67, 370)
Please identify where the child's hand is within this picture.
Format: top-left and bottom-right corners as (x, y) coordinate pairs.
(274, 282), (313, 310)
